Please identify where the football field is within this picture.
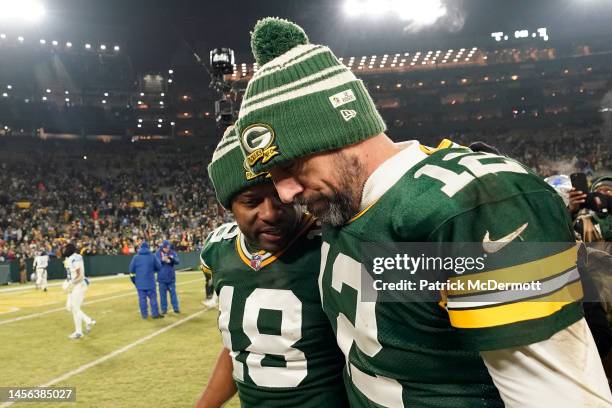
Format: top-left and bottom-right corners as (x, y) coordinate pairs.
(0, 272), (238, 408)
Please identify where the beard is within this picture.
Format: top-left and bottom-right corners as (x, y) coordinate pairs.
(296, 152), (365, 227)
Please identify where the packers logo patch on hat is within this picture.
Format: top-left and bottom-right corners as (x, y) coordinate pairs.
(241, 123), (279, 166)
(243, 157), (271, 181)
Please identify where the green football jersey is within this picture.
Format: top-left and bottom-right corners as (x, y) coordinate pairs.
(201, 215), (348, 408)
(319, 140), (583, 407)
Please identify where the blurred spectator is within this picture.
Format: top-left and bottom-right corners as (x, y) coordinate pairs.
(156, 240), (180, 315)
(129, 241), (163, 320)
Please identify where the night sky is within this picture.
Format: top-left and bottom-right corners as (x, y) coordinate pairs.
(8, 0), (612, 72)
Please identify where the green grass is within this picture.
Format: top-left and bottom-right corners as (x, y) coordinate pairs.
(0, 273), (239, 408)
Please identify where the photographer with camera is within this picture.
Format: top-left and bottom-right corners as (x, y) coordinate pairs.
(568, 175), (612, 253)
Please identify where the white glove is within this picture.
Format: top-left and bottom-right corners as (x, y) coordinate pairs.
(62, 280), (73, 292)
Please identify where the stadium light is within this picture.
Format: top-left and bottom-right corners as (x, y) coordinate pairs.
(17, 36), (24, 42)
(39, 38), (45, 44)
(52, 40), (57, 46)
(102, 100), (106, 104)
(7, 85), (12, 89)
(104, 92), (109, 97)
(113, 45), (120, 51)
(2, 92), (8, 97)
(0, 33), (5, 39)
(41, 96), (47, 101)
(100, 44), (106, 50)
(45, 88), (50, 93)
(168, 69), (174, 74)
(0, 0), (45, 23)
(85, 43), (91, 49)
(343, 0), (447, 27)
(66, 41), (72, 48)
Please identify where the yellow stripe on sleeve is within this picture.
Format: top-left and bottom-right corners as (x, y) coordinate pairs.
(448, 280), (583, 329)
(448, 245), (577, 296)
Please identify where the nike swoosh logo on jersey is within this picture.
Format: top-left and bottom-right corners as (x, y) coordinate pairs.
(482, 222), (528, 254)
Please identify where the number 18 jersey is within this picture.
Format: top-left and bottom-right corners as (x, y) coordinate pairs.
(201, 215), (348, 408)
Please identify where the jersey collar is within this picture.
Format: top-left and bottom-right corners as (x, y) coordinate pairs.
(358, 140), (428, 211)
(349, 139), (460, 224)
(236, 213), (316, 271)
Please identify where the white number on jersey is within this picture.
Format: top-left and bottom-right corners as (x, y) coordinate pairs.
(208, 223), (240, 244)
(321, 243), (404, 407)
(414, 151), (527, 197)
(219, 286), (308, 387)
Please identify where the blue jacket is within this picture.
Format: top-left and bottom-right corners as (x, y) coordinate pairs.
(129, 242), (161, 290)
(155, 240), (180, 283)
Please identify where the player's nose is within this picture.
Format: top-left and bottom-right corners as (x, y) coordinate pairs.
(270, 170), (304, 204)
(273, 176), (304, 204)
(258, 196), (283, 223)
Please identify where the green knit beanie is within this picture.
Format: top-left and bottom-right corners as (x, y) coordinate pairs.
(208, 126), (271, 209)
(237, 17), (386, 174)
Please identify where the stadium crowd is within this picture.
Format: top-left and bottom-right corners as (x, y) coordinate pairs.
(0, 126), (610, 263)
(443, 126), (612, 176)
(0, 139), (232, 262)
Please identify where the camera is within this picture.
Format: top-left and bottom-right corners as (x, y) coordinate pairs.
(571, 173), (611, 214)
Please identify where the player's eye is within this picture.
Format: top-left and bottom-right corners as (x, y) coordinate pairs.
(241, 197), (260, 207)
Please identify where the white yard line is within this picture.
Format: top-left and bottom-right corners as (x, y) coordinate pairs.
(0, 309), (205, 408)
(0, 275), (124, 294)
(0, 271), (200, 294)
(0, 277), (203, 326)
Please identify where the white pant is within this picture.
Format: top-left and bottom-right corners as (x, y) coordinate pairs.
(36, 268), (47, 290)
(66, 282), (92, 334)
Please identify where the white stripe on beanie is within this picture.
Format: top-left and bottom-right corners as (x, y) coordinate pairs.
(239, 70), (358, 118)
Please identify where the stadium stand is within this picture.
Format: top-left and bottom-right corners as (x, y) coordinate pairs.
(1, 32), (610, 262)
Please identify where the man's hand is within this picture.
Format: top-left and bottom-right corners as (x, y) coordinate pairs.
(567, 188), (587, 214)
(62, 280), (73, 292)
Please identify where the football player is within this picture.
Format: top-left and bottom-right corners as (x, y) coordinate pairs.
(195, 127), (348, 408)
(33, 249), (49, 291)
(62, 243), (95, 339)
(236, 18), (612, 407)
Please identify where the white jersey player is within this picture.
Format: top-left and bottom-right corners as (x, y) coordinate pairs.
(33, 251), (49, 291)
(62, 244), (95, 339)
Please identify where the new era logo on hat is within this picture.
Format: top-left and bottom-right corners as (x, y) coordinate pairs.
(329, 89), (357, 108)
(341, 109), (357, 121)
